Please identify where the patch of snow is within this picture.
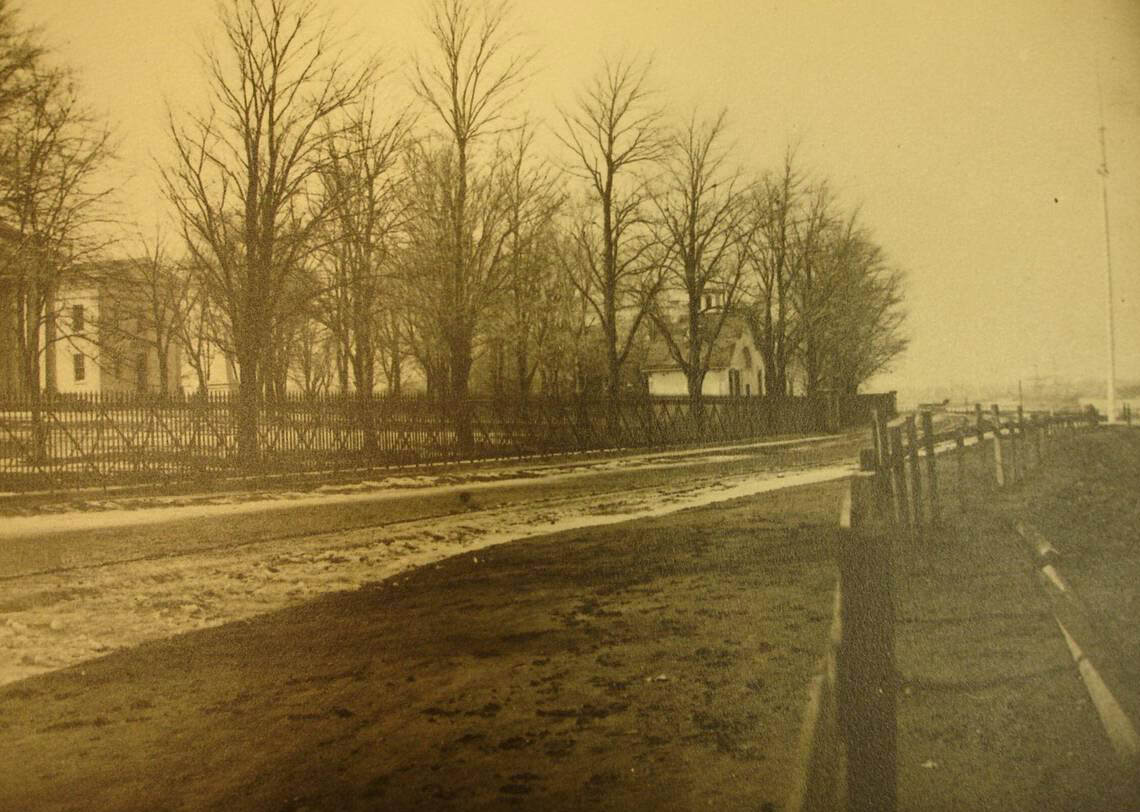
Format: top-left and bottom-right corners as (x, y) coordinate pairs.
(0, 462), (854, 687)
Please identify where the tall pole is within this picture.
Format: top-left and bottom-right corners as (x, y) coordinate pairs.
(1097, 77), (1118, 424)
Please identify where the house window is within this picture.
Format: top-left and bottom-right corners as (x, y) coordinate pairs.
(729, 369), (741, 397)
(71, 304), (85, 334)
(73, 353), (86, 382)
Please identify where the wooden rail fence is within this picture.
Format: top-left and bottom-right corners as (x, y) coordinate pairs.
(788, 404), (1100, 812)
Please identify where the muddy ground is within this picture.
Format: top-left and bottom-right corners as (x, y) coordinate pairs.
(0, 483), (843, 811)
(0, 436), (857, 687)
(1, 427), (1137, 811)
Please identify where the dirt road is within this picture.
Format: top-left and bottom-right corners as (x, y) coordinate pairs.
(0, 434), (861, 687)
(0, 476), (846, 812)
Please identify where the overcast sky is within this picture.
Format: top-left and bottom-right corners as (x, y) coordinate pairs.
(21, 0), (1140, 401)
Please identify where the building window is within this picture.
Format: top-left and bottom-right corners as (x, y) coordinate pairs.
(73, 353), (86, 382)
(71, 304), (85, 334)
(729, 368), (741, 397)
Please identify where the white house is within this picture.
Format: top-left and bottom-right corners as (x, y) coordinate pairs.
(643, 313), (764, 397)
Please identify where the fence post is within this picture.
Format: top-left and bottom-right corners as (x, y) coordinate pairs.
(838, 470), (897, 812)
(974, 403), (987, 479)
(955, 430), (967, 512)
(1008, 411), (1020, 484)
(991, 404), (1005, 487)
(889, 425), (906, 527)
(905, 415), (923, 532)
(871, 409), (892, 517)
(920, 410), (939, 525)
(1014, 405), (1026, 480)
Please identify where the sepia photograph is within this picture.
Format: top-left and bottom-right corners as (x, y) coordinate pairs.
(0, 0), (1138, 809)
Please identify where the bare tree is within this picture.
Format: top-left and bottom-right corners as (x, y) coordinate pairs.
(788, 180), (838, 395)
(744, 153), (908, 396)
(743, 146), (802, 396)
(410, 0), (531, 452)
(497, 121), (562, 407)
(287, 317), (335, 397)
(162, 0), (375, 464)
(172, 268), (222, 396)
(317, 99), (412, 446)
(558, 56), (666, 416)
(100, 230), (194, 395)
(0, 61), (114, 402)
(816, 224), (908, 393)
(0, 0), (39, 132)
(649, 110), (751, 413)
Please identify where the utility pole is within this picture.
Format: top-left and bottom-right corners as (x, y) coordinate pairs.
(1098, 76), (1118, 423)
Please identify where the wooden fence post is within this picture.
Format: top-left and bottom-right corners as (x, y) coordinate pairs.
(955, 430), (967, 512)
(991, 404), (1005, 487)
(1014, 405), (1026, 480)
(838, 472), (897, 812)
(920, 410), (939, 525)
(871, 409), (892, 518)
(905, 415), (923, 532)
(1014, 419), (1023, 482)
(974, 403), (987, 478)
(889, 425), (906, 527)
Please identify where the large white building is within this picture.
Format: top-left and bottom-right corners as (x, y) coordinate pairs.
(41, 269), (182, 396)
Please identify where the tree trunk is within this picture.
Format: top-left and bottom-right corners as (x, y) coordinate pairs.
(353, 327), (377, 454)
(687, 366), (707, 436)
(157, 345), (171, 396)
(449, 338), (474, 459)
(515, 344), (530, 414)
(235, 349), (260, 468)
(43, 296), (57, 395)
(389, 348), (402, 396)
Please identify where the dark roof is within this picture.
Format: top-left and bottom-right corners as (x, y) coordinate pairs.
(643, 314), (753, 372)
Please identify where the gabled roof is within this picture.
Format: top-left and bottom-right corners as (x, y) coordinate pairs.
(643, 313), (753, 372)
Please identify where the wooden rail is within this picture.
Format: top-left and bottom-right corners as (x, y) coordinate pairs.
(787, 403), (1099, 811)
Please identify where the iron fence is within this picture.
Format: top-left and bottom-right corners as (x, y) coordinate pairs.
(0, 390), (896, 491)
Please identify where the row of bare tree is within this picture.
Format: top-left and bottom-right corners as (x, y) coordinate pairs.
(0, 0), (907, 464)
(0, 0), (114, 406)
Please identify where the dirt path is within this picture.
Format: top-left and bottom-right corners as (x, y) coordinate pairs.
(0, 482), (844, 812)
(0, 438), (858, 687)
(0, 467), (853, 687)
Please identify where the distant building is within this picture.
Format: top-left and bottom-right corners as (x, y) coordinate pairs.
(179, 339), (238, 395)
(642, 287), (764, 397)
(44, 271), (183, 395)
